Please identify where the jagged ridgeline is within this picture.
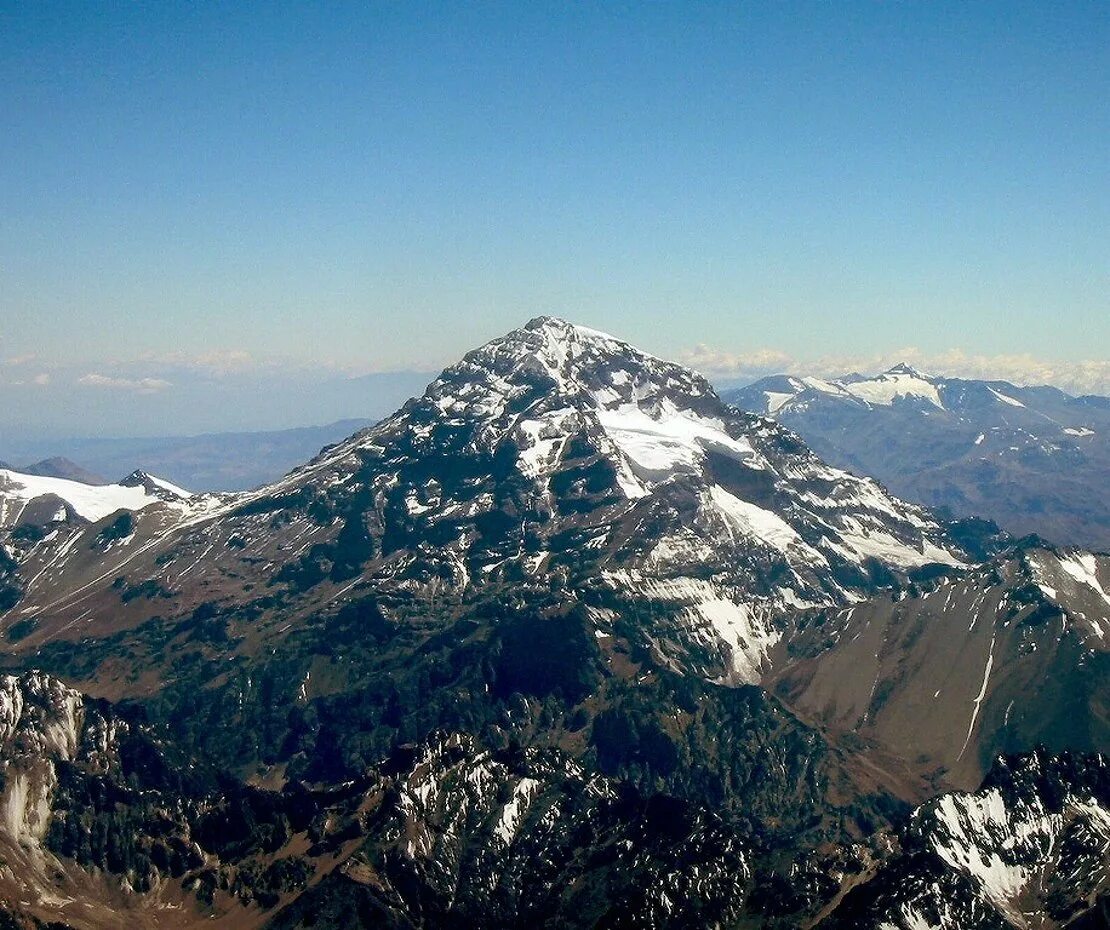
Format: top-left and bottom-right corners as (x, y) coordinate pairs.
(0, 318), (1107, 928)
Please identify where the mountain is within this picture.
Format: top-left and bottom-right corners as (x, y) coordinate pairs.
(2, 318), (969, 686)
(18, 457), (107, 486)
(0, 418), (376, 492)
(0, 464), (217, 614)
(724, 367), (1110, 551)
(0, 318), (1105, 927)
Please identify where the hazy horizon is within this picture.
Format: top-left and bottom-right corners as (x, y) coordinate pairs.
(3, 3), (1107, 436)
(2, 318), (1107, 449)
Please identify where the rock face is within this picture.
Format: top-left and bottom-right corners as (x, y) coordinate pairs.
(725, 368), (1110, 551)
(823, 749), (1110, 929)
(0, 319), (1104, 928)
(0, 671), (86, 850)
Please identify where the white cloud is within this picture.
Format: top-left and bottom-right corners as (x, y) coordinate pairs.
(77, 373), (172, 394)
(137, 348), (256, 376)
(678, 345), (1110, 396)
(679, 345), (794, 378)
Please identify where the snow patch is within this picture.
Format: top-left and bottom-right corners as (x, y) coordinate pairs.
(843, 372), (944, 409)
(594, 400), (764, 479)
(0, 469), (166, 524)
(709, 485), (824, 564)
(494, 777), (541, 845)
(1057, 552), (1110, 609)
(763, 391), (794, 413)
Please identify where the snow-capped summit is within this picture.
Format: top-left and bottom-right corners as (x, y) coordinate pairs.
(411, 315), (749, 499)
(430, 315), (718, 434)
(752, 364), (946, 411)
(729, 362), (1079, 418)
(883, 361), (930, 378)
(842, 366), (944, 408)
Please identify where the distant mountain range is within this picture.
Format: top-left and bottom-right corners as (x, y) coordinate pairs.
(725, 365), (1110, 551)
(0, 456), (106, 485)
(0, 318), (1106, 927)
(0, 418), (375, 492)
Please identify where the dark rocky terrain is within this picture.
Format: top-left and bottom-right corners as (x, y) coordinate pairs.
(0, 319), (1105, 928)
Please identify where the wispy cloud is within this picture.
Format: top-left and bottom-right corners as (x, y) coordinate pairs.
(678, 345), (1110, 396)
(136, 348), (257, 376)
(679, 345), (795, 380)
(77, 373), (172, 393)
(8, 372), (51, 387)
(131, 347), (380, 378)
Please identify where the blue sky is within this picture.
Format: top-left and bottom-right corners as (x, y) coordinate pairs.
(1, 1), (1107, 436)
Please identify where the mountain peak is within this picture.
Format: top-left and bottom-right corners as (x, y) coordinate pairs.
(260, 317), (966, 643)
(519, 315), (641, 361)
(443, 317), (716, 415)
(523, 315), (613, 339)
(119, 469), (192, 500)
(883, 362), (931, 379)
(523, 314), (576, 333)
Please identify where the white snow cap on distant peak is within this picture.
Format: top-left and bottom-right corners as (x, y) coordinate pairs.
(884, 361), (932, 379)
(842, 367), (944, 408)
(120, 470), (193, 499)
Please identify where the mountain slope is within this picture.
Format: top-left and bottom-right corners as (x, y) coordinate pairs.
(0, 666), (904, 929)
(767, 543), (1110, 788)
(725, 368), (1110, 550)
(0, 465), (226, 623)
